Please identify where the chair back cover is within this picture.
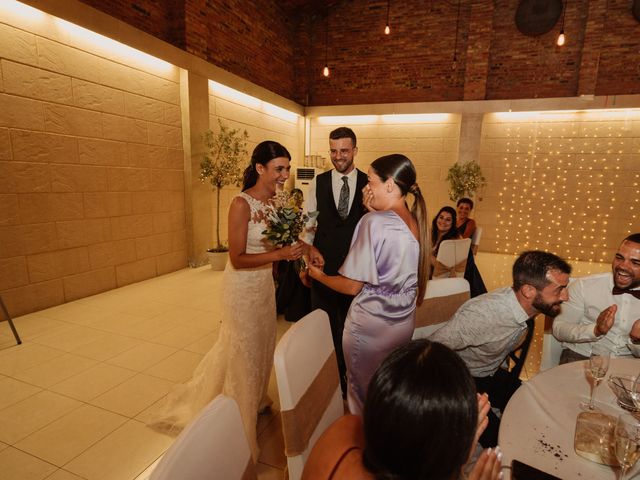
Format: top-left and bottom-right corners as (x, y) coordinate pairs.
(413, 277), (470, 339)
(274, 309), (344, 480)
(149, 395), (255, 480)
(433, 238), (472, 278)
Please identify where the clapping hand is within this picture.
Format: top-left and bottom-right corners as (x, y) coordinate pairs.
(594, 304), (617, 336)
(630, 318), (640, 343)
(468, 447), (502, 480)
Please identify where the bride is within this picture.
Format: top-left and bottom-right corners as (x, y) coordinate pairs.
(149, 140), (304, 460)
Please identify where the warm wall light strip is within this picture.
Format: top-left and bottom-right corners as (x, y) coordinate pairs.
(2, 0), (46, 21)
(209, 80), (299, 122)
(54, 18), (174, 74)
(317, 113), (452, 125)
(491, 108), (640, 122)
(2, 1), (174, 75)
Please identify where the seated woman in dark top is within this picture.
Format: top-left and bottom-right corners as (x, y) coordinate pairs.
(302, 340), (502, 480)
(456, 197), (477, 239)
(430, 205), (487, 297)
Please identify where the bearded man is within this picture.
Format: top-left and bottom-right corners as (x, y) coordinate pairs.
(553, 233), (640, 363)
(430, 250), (571, 446)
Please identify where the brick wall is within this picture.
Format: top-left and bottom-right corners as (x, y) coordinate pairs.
(0, 13), (187, 316)
(78, 0), (640, 106)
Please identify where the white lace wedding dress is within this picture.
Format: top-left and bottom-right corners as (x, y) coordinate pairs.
(148, 192), (276, 460)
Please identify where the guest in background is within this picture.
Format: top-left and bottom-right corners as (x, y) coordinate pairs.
(456, 197), (477, 239)
(431, 250), (571, 446)
(302, 340), (502, 480)
(431, 205), (487, 297)
(553, 233), (640, 363)
(430, 206), (459, 265)
(308, 154), (428, 415)
(304, 127), (368, 396)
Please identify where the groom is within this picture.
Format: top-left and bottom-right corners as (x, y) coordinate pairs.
(304, 127), (368, 396)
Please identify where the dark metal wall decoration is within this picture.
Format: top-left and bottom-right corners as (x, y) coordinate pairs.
(515, 0), (563, 36)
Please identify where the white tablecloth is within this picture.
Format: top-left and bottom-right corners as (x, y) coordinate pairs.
(499, 357), (640, 479)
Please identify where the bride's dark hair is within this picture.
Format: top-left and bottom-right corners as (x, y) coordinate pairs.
(242, 141), (291, 191)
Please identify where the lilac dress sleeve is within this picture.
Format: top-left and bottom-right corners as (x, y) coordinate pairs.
(338, 214), (381, 285)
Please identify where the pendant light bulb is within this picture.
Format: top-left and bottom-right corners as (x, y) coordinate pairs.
(556, 30), (565, 46)
(384, 24), (390, 35)
(323, 65), (330, 77)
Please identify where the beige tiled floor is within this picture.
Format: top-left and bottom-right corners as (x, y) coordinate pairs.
(0, 253), (610, 480)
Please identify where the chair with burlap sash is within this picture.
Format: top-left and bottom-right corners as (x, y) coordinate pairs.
(274, 309), (345, 480)
(413, 277), (470, 339)
(149, 395), (256, 480)
(433, 238), (472, 279)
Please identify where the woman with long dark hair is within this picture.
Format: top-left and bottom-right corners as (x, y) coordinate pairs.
(308, 153), (428, 414)
(302, 340), (501, 480)
(149, 141), (303, 461)
(431, 205), (459, 260)
(430, 205), (487, 297)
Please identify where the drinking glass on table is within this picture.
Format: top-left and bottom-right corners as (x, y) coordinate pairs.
(583, 344), (610, 410)
(614, 413), (640, 480)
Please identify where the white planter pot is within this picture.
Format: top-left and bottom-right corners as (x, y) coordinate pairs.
(207, 251), (228, 271)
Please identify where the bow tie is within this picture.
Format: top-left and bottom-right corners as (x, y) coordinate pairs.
(612, 287), (640, 299)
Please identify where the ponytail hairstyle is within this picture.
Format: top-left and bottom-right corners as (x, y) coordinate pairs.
(242, 141), (291, 191)
(370, 154), (429, 305)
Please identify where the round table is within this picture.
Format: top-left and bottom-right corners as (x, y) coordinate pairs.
(499, 357), (640, 479)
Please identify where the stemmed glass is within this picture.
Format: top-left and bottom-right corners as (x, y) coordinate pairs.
(614, 413), (640, 480)
(584, 344), (610, 410)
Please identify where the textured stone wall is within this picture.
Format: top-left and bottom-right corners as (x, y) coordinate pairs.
(208, 85), (303, 245)
(0, 12), (187, 316)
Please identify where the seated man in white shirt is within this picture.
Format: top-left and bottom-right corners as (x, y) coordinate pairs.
(553, 233), (640, 363)
(431, 250), (571, 447)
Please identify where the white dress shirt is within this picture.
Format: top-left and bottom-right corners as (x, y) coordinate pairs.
(552, 272), (640, 357)
(302, 168), (360, 244)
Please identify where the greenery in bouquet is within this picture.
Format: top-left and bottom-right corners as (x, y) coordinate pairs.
(446, 160), (486, 201)
(262, 189), (317, 270)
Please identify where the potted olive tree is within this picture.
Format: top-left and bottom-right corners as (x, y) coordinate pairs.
(199, 119), (249, 270)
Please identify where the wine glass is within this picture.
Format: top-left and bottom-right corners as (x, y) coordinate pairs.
(585, 344), (610, 410)
(614, 413), (640, 480)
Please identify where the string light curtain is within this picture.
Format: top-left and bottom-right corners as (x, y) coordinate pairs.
(487, 109), (640, 263)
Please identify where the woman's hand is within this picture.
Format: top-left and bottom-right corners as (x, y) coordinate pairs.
(362, 184), (376, 212)
(474, 393), (490, 448)
(307, 245), (325, 268)
(468, 447), (502, 480)
(307, 263), (323, 281)
(279, 241), (304, 262)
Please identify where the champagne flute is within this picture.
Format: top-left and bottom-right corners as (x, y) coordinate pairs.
(615, 413), (640, 480)
(585, 344), (610, 410)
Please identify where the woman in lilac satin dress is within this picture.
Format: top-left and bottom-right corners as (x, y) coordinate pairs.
(308, 154), (429, 414)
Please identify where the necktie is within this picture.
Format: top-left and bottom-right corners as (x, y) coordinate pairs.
(337, 176), (350, 220)
(612, 287), (640, 299)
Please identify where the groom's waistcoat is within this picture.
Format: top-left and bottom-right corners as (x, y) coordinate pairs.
(313, 169), (368, 276)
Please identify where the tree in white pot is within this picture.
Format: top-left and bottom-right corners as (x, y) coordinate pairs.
(199, 119), (249, 257)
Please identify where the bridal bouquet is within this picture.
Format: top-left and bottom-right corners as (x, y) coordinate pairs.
(262, 189), (317, 270)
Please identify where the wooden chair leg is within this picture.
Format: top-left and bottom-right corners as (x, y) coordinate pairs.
(0, 296), (22, 345)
